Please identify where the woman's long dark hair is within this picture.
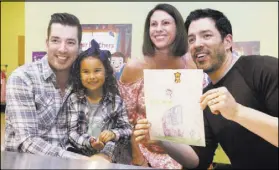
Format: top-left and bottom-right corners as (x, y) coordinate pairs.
(71, 39), (119, 108)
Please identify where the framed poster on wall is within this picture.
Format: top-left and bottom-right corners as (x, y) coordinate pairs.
(81, 24), (132, 79)
(232, 41), (260, 57)
(32, 51), (46, 62)
(81, 24), (132, 59)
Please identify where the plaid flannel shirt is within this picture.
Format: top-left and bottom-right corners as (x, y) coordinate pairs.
(68, 92), (132, 158)
(5, 56), (87, 160)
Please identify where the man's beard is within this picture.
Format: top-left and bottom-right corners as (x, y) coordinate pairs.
(201, 47), (226, 74)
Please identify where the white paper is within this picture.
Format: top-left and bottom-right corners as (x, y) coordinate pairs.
(144, 69), (205, 146)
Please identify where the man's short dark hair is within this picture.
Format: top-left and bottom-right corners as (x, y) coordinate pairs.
(47, 13), (82, 44)
(184, 8), (233, 51)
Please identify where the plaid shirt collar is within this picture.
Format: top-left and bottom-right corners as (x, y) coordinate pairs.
(41, 55), (73, 89)
(41, 55), (56, 81)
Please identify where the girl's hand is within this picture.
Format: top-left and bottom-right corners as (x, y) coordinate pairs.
(90, 137), (105, 150)
(99, 130), (116, 143)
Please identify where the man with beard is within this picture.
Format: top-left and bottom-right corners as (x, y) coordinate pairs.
(184, 8), (278, 169)
(4, 13), (89, 160)
(131, 8), (278, 169)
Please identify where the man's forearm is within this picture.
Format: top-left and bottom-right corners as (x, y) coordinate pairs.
(21, 137), (88, 159)
(160, 141), (199, 168)
(233, 104), (278, 147)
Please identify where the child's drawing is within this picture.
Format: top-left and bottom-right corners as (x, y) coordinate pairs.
(162, 105), (184, 137)
(144, 69), (205, 146)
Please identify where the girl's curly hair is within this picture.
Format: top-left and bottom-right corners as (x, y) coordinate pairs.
(71, 39), (119, 108)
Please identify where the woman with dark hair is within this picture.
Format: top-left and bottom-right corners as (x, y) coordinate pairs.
(67, 39), (132, 162)
(119, 3), (198, 169)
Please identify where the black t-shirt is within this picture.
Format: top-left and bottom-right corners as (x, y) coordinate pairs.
(192, 55), (278, 169)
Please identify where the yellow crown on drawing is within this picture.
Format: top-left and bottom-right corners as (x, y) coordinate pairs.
(174, 72), (181, 83)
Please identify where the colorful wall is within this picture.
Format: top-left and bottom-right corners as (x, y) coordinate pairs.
(24, 2), (278, 64)
(1, 2), (25, 77)
(1, 2), (278, 165)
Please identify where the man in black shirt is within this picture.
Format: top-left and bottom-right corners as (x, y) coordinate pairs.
(184, 8), (278, 169)
(132, 8), (278, 169)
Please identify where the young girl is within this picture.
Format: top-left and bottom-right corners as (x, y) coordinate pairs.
(67, 39), (132, 162)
